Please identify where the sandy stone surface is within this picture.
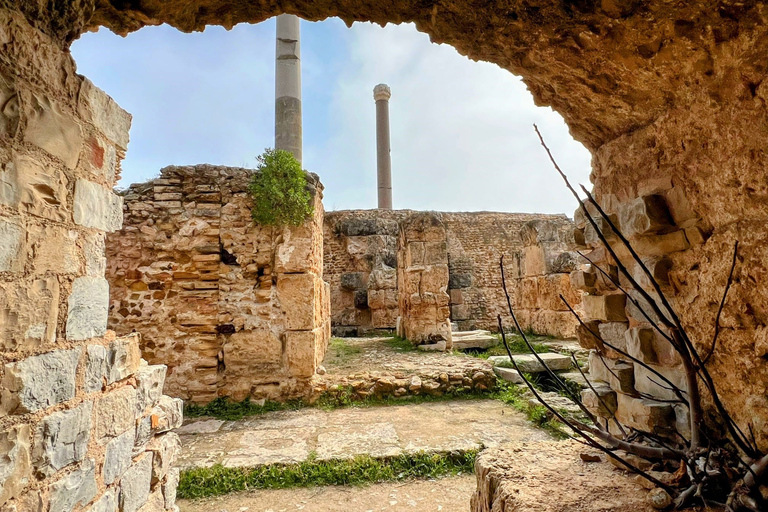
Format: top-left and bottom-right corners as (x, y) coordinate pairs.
(177, 400), (549, 470)
(178, 475), (477, 512)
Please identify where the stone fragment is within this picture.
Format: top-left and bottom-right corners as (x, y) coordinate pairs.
(1, 348), (81, 414)
(48, 459), (97, 512)
(163, 467), (179, 509)
(0, 424), (31, 507)
(103, 428), (134, 484)
(367, 289), (398, 309)
(151, 396), (184, 433)
(32, 401), (92, 477)
(417, 340), (446, 352)
(108, 334), (142, 384)
(581, 384), (617, 418)
(570, 270), (596, 292)
(93, 386), (137, 442)
(85, 345), (108, 393)
(79, 79), (132, 150)
(632, 230), (690, 256)
(582, 294), (627, 322)
(493, 367), (523, 384)
(588, 351), (635, 393)
(615, 393), (673, 432)
(489, 353), (572, 373)
(84, 232), (107, 277)
(0, 219), (24, 273)
(0, 277), (60, 350)
(618, 195), (671, 237)
(451, 332), (497, 350)
(135, 363), (167, 415)
(597, 322), (629, 353)
(576, 321), (602, 350)
(633, 363), (687, 401)
(648, 488), (672, 510)
(119, 453), (153, 512)
(340, 272), (365, 291)
(147, 433), (181, 484)
(583, 215), (618, 246)
(66, 276), (109, 341)
(284, 328), (323, 378)
(73, 179), (124, 232)
(580, 453), (601, 462)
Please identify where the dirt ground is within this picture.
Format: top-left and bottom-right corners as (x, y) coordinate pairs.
(178, 475), (477, 512)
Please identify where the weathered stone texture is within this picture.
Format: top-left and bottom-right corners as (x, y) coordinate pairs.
(0, 9), (180, 512)
(324, 210), (580, 337)
(106, 165), (330, 403)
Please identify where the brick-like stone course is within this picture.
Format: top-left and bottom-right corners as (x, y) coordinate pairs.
(0, 10), (181, 509)
(105, 165), (331, 403)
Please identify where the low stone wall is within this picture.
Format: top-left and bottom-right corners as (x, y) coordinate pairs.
(106, 165), (330, 404)
(0, 8), (180, 510)
(324, 210), (581, 338)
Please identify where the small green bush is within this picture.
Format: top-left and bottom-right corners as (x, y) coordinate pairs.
(248, 148), (313, 226)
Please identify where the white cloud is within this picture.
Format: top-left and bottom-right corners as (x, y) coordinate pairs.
(311, 22), (592, 216)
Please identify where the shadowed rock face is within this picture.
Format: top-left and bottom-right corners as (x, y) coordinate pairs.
(11, 1), (768, 149)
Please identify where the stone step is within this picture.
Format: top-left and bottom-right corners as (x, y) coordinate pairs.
(493, 366), (523, 384)
(452, 330), (492, 338)
(452, 335), (497, 350)
(558, 371), (591, 389)
(487, 353), (573, 373)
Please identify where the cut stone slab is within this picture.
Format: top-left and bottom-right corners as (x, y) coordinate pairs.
(452, 331), (497, 350)
(488, 353), (572, 373)
(558, 371), (590, 389)
(493, 367), (523, 384)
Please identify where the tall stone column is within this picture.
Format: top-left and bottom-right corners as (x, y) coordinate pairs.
(374, 84), (392, 209)
(275, 14), (302, 163)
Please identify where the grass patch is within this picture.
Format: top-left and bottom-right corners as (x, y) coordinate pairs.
(384, 336), (417, 352)
(468, 333), (552, 360)
(184, 397), (305, 422)
(178, 450), (478, 499)
(491, 380), (570, 440)
(314, 385), (490, 410)
(328, 337), (363, 360)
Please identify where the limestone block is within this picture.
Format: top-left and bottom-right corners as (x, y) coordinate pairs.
(0, 277), (59, 350)
(449, 288), (463, 304)
(663, 186), (697, 228)
(29, 224), (79, 274)
(538, 273), (576, 311)
(570, 270), (597, 293)
(367, 289), (397, 309)
(137, 490), (165, 512)
(632, 230), (690, 256)
(588, 351), (635, 393)
(84, 232), (107, 277)
(275, 237), (316, 274)
(521, 245), (546, 276)
(618, 195), (671, 237)
(448, 271), (471, 289)
(340, 272), (365, 291)
(615, 393), (673, 433)
(48, 459), (97, 512)
(0, 491), (44, 512)
(1, 155), (70, 222)
(107, 334), (142, 384)
(85, 345), (107, 393)
(277, 273), (321, 331)
(93, 386), (137, 442)
(582, 294), (627, 322)
(368, 267), (396, 289)
(423, 241), (447, 265)
(32, 401), (92, 477)
(84, 488), (117, 512)
(576, 320), (602, 350)
(223, 330), (282, 369)
(451, 304), (470, 321)
(0, 218), (24, 272)
(493, 367), (523, 384)
(634, 363), (687, 401)
(23, 93), (83, 169)
(420, 264), (449, 292)
(284, 328), (323, 378)
(151, 396), (183, 433)
(493, 353), (572, 373)
(1, 348), (81, 414)
(0, 76), (19, 138)
(66, 276), (109, 340)
(353, 289), (368, 309)
(583, 215), (618, 246)
(0, 425), (31, 507)
(135, 363), (167, 415)
(516, 277), (539, 309)
(147, 432), (181, 484)
(581, 384), (617, 418)
(529, 310), (578, 339)
(163, 467), (179, 509)
(597, 322), (629, 353)
(119, 453), (153, 512)
(73, 179), (124, 232)
(103, 429), (133, 485)
(371, 308), (397, 329)
(78, 79), (132, 151)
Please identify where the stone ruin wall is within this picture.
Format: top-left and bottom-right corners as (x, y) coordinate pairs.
(0, 9), (182, 512)
(324, 209), (582, 340)
(105, 165), (331, 404)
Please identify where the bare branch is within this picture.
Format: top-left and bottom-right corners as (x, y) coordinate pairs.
(703, 241), (739, 364)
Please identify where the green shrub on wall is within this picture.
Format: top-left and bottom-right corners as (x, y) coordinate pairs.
(248, 148), (313, 226)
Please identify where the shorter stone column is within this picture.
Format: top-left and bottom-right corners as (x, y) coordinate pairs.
(374, 84), (392, 209)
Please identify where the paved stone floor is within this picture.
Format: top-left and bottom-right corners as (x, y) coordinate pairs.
(176, 400), (550, 470)
(178, 475), (477, 512)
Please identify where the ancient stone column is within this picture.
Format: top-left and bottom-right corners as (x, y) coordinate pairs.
(275, 14), (302, 163)
(374, 84), (392, 209)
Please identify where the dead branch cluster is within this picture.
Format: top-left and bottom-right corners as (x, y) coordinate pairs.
(494, 126), (767, 511)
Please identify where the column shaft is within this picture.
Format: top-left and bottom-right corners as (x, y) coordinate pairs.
(275, 14), (302, 163)
(374, 84), (392, 209)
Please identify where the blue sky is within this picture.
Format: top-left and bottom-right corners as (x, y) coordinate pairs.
(71, 18), (591, 214)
